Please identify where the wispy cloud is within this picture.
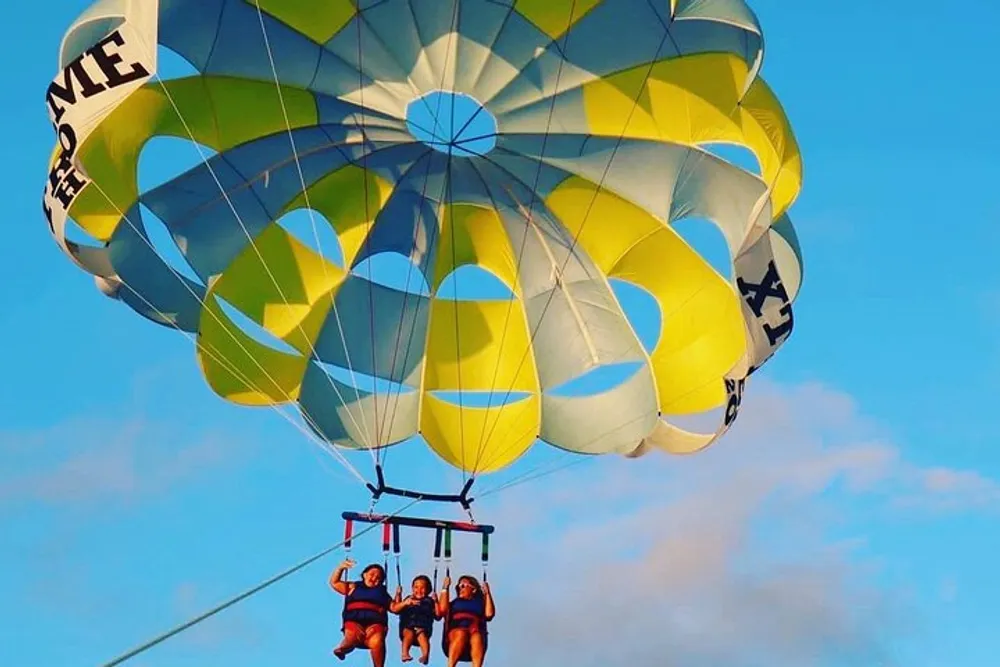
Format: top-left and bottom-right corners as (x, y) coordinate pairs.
(476, 379), (996, 667)
(0, 416), (240, 509)
(2, 415), (247, 630)
(894, 465), (1000, 511)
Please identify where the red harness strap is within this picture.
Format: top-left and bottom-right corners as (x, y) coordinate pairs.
(450, 611), (484, 631)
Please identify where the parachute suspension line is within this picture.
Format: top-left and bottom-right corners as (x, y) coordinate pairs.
(376, 37), (460, 465)
(480, 450), (591, 500)
(99, 498), (422, 667)
(476, 410), (662, 503)
(376, 2), (464, 481)
(121, 273), (357, 486)
(473, 22), (676, 475)
(148, 77), (378, 455)
(432, 1), (468, 485)
(458, 161), (541, 474)
(446, 161), (469, 483)
(363, 155), (459, 513)
(368, 146), (454, 504)
(469, 0), (582, 476)
(252, 0), (378, 459)
(376, 0), (463, 480)
(476, 409), (662, 502)
(352, 2), (384, 468)
(375, 147), (435, 470)
(520, 195), (599, 364)
(449, 100), (487, 153)
(79, 178), (370, 489)
(376, 21), (461, 462)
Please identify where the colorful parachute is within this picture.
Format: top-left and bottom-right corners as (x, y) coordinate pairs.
(42, 0), (803, 483)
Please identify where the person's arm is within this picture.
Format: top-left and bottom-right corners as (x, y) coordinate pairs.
(483, 581), (495, 621)
(435, 577), (451, 619)
(389, 587), (407, 613)
(328, 559), (355, 596)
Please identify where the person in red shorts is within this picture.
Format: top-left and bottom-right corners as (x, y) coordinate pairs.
(329, 559), (393, 666)
(437, 575), (495, 667)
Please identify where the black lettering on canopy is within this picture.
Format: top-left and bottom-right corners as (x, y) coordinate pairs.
(737, 261), (788, 317)
(43, 146), (89, 232)
(45, 28), (149, 126)
(723, 377), (746, 427)
(90, 31), (149, 88)
(46, 60), (103, 125)
(42, 26), (149, 239)
(763, 304), (793, 346)
(52, 167), (88, 209)
(47, 145), (76, 193)
(737, 260), (794, 348)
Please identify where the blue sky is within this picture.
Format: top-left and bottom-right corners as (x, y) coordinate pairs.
(2, 1), (999, 666)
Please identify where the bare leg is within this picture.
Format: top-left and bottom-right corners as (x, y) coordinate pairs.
(333, 626), (363, 661)
(469, 632), (486, 667)
(417, 630), (431, 664)
(401, 628), (415, 662)
(366, 628), (386, 667)
(446, 629), (469, 667)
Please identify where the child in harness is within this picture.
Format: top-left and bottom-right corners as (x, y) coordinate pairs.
(392, 574), (439, 664)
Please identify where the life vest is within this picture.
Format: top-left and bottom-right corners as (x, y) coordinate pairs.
(439, 595), (489, 660)
(343, 582), (391, 627)
(447, 596), (487, 633)
(400, 596), (436, 632)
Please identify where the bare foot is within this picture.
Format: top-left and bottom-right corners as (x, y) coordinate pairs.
(418, 654), (429, 665)
(402, 654), (413, 663)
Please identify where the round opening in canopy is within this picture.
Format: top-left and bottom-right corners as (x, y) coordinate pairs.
(405, 90), (498, 157)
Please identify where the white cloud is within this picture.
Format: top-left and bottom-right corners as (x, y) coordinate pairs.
(0, 417), (240, 508)
(5, 379), (994, 663)
(894, 466), (1000, 512)
(473, 379), (996, 667)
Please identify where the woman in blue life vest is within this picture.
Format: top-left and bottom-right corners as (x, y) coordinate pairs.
(391, 574), (439, 664)
(437, 575), (495, 667)
(329, 559), (393, 667)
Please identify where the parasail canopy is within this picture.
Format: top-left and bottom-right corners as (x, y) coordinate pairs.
(42, 0), (803, 486)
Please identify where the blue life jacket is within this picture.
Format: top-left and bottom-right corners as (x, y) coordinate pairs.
(343, 582), (391, 627)
(439, 595), (490, 660)
(400, 596), (436, 632)
(448, 596), (487, 633)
